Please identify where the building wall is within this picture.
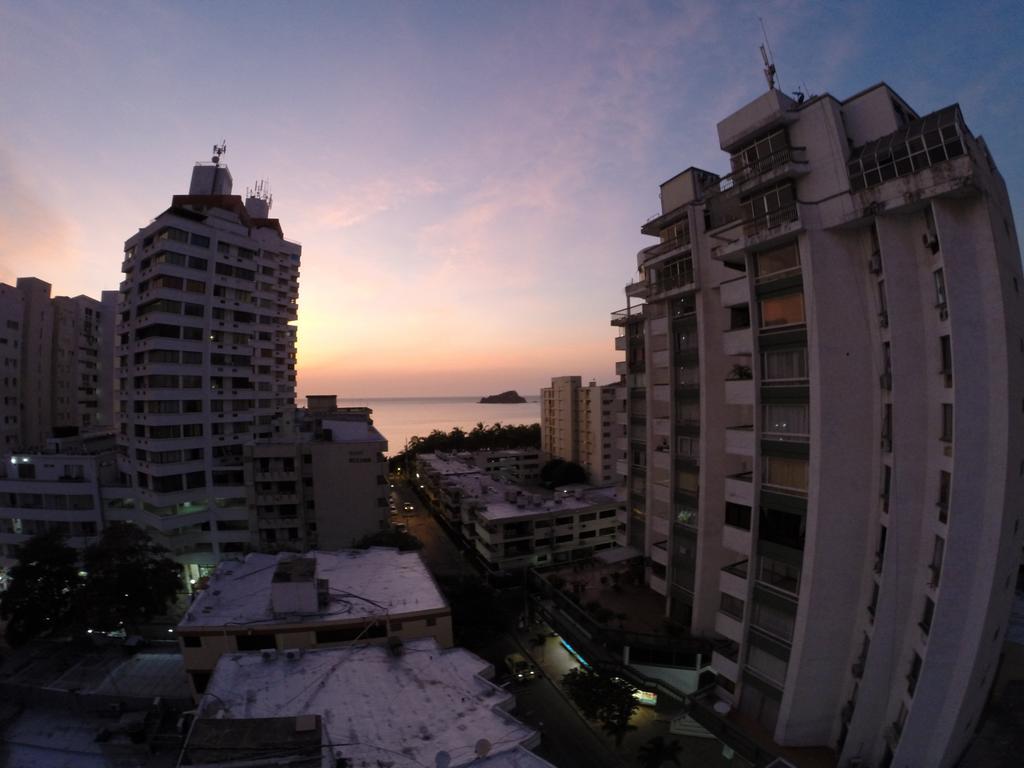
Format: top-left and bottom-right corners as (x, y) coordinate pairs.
(113, 163), (300, 574)
(614, 83), (1024, 767)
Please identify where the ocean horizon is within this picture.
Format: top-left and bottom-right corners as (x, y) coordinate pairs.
(326, 395), (542, 454)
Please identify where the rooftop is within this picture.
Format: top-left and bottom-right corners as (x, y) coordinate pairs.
(319, 416), (387, 444)
(198, 638), (549, 768)
(178, 549), (447, 631)
(420, 452), (619, 521)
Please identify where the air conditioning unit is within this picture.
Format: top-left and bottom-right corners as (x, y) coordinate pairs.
(260, 649), (277, 662)
(284, 648), (302, 661)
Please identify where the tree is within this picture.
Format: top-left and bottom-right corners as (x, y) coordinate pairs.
(353, 529), (423, 552)
(561, 667), (639, 747)
(539, 458), (588, 488)
(79, 522), (182, 632)
(637, 735), (682, 768)
(0, 529), (81, 646)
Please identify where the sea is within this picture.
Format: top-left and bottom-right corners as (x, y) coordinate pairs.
(335, 396), (541, 455)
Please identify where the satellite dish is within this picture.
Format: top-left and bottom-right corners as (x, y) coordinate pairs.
(435, 751), (451, 768)
(474, 739), (492, 758)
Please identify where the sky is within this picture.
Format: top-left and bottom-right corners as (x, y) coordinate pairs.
(1, 1), (1022, 398)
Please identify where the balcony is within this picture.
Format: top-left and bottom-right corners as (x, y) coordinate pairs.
(611, 305), (644, 326)
(718, 146), (809, 197)
(653, 417), (671, 438)
(614, 334), (628, 351)
(651, 540), (669, 567)
(724, 378), (754, 405)
(615, 361), (629, 376)
(719, 275), (750, 308)
(719, 560), (748, 600)
(722, 327), (753, 357)
(725, 472), (753, 506)
(626, 280), (650, 300)
(714, 611), (743, 643)
(725, 425), (755, 455)
(722, 523), (752, 555)
(710, 204), (802, 262)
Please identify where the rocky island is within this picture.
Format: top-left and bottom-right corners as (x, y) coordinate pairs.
(479, 390), (527, 404)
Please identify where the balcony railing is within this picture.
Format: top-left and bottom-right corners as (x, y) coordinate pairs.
(611, 305), (644, 324)
(717, 146), (807, 193)
(742, 204), (799, 238)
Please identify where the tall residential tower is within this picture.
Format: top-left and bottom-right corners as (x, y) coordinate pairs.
(613, 83), (1023, 767)
(111, 156), (300, 581)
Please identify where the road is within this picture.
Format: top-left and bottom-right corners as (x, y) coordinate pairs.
(388, 484), (627, 768)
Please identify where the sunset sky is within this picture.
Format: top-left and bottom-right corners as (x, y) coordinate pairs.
(1, 1), (1021, 397)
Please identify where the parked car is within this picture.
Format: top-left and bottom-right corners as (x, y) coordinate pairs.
(504, 653), (537, 681)
(402, 502), (415, 513)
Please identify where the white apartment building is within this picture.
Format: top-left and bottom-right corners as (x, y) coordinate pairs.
(175, 549), (453, 697)
(416, 451), (620, 571)
(0, 278), (116, 451)
(540, 375), (622, 484)
(613, 82), (1023, 767)
(111, 156), (300, 581)
(0, 431), (116, 569)
(245, 403), (390, 552)
(470, 448), (547, 484)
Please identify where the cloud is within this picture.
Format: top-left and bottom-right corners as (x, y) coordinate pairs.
(310, 175), (442, 230)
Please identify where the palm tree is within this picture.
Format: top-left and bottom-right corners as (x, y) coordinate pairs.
(637, 735), (682, 768)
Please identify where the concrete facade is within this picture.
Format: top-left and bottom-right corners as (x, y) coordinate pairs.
(613, 83), (1024, 767)
(111, 158), (300, 580)
(0, 278), (115, 452)
(541, 375), (621, 484)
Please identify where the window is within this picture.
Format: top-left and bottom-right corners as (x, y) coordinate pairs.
(720, 593), (745, 620)
(751, 599), (795, 641)
(930, 536), (945, 586)
(907, 652), (922, 696)
(762, 403), (809, 439)
(920, 597), (935, 634)
(759, 554), (800, 594)
(754, 242), (800, 282)
(731, 128), (790, 175)
(759, 292), (805, 329)
(941, 403), (953, 442)
(746, 643), (788, 687)
(761, 347), (808, 383)
(940, 335), (952, 386)
(934, 269), (947, 308)
(762, 456), (808, 495)
(725, 503), (751, 530)
(937, 471), (950, 523)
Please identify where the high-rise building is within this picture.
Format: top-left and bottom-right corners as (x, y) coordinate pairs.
(613, 82), (1023, 766)
(0, 278), (115, 451)
(111, 155), (300, 581)
(540, 375), (621, 484)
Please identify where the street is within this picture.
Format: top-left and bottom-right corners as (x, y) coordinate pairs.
(389, 484), (627, 767)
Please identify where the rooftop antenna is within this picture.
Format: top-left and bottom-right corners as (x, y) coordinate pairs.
(211, 141), (227, 165)
(759, 17), (779, 92)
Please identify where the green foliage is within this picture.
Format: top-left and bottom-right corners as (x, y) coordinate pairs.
(389, 422), (540, 471)
(80, 522), (182, 632)
(637, 735), (682, 768)
(539, 458), (588, 487)
(0, 529), (80, 646)
(561, 667), (639, 746)
(353, 529), (423, 551)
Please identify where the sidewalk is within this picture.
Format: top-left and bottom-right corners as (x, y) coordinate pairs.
(513, 623), (750, 768)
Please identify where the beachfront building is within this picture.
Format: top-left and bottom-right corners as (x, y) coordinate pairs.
(111, 154), (300, 581)
(541, 375), (621, 484)
(416, 451), (620, 571)
(245, 403), (389, 552)
(0, 431), (117, 570)
(469, 448), (547, 484)
(186, 637), (551, 768)
(0, 278), (117, 452)
(612, 81), (1024, 767)
(175, 548), (452, 697)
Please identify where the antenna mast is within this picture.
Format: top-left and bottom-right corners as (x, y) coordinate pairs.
(759, 17), (779, 91)
(211, 141), (227, 165)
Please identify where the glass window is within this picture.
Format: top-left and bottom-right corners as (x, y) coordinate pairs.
(763, 456), (808, 495)
(761, 347), (808, 382)
(720, 593), (745, 620)
(759, 555), (800, 594)
(751, 599), (795, 641)
(934, 269), (947, 307)
(746, 644), (788, 687)
(759, 292), (805, 329)
(763, 404), (809, 438)
(755, 242), (800, 281)
(941, 403), (953, 442)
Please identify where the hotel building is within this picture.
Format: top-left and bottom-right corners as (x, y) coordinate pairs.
(613, 82), (1023, 767)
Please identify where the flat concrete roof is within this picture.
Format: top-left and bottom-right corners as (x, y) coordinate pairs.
(200, 638), (551, 768)
(178, 549), (447, 631)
